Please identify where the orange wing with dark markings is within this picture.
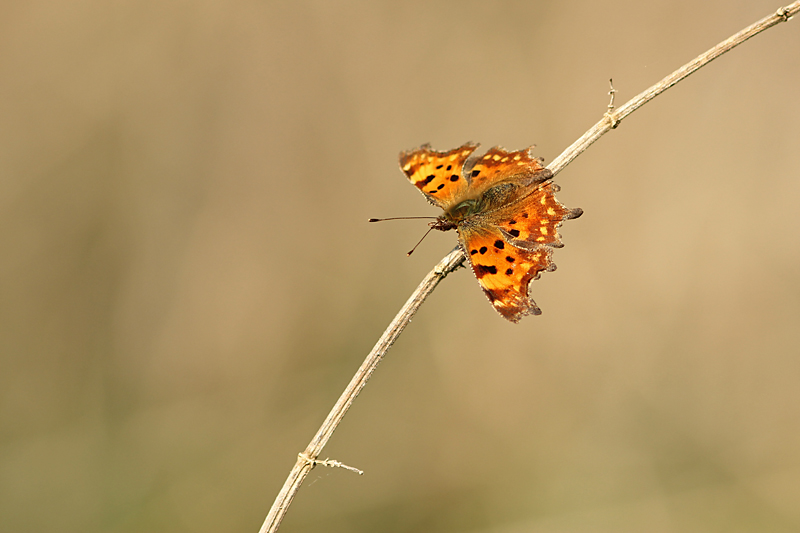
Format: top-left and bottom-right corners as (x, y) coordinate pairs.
(459, 182), (582, 322)
(464, 145), (551, 192)
(399, 143), (479, 209)
(459, 228), (553, 321)
(489, 182), (580, 249)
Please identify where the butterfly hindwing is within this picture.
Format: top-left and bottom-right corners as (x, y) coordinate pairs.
(459, 181), (583, 322)
(487, 182), (583, 249)
(464, 146), (552, 193)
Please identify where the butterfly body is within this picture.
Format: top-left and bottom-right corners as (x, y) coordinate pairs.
(399, 143), (582, 322)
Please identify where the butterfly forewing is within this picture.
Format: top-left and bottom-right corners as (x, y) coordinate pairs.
(459, 227), (552, 322)
(399, 143), (479, 209)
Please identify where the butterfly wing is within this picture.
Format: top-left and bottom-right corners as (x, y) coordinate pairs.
(459, 181), (582, 322)
(463, 146), (552, 195)
(488, 182), (582, 249)
(399, 143), (479, 209)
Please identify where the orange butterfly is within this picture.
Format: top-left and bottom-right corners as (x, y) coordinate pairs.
(399, 143), (582, 322)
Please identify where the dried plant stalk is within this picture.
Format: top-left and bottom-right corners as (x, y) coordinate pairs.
(259, 4), (799, 532)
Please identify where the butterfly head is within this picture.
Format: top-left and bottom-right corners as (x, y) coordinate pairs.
(429, 216), (458, 232)
(431, 197), (483, 232)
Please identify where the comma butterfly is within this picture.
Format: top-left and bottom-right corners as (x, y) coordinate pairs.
(399, 143), (582, 322)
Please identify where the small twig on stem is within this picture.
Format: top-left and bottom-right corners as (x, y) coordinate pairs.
(548, 3), (798, 177)
(605, 79), (618, 128)
(258, 4), (798, 532)
(298, 452), (364, 475)
(259, 248), (465, 533)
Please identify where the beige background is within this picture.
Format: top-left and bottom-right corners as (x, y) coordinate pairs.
(2, 1), (799, 532)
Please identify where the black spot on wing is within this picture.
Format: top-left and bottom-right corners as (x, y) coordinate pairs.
(475, 264), (497, 278)
(484, 287), (509, 303)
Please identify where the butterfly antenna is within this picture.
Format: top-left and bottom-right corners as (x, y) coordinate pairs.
(368, 216), (437, 222)
(406, 226), (435, 257)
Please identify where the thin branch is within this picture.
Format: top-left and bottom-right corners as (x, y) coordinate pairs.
(258, 4), (798, 532)
(259, 247), (465, 533)
(548, 3), (799, 177)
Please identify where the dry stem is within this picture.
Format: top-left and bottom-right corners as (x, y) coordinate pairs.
(258, 4), (799, 532)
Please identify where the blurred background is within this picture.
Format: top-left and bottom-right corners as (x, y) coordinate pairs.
(2, 1), (799, 532)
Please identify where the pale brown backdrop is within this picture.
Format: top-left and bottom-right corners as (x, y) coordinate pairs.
(1, 1), (799, 532)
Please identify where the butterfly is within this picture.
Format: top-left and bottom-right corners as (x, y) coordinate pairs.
(399, 143), (582, 322)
